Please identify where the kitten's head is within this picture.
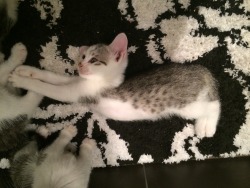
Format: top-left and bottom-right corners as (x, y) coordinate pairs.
(77, 33), (128, 87)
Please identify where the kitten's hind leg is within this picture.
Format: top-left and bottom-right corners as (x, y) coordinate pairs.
(76, 139), (93, 188)
(0, 43), (27, 85)
(195, 100), (220, 138)
(77, 138), (94, 183)
(45, 125), (77, 154)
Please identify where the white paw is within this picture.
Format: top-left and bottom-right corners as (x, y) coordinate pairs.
(10, 43), (27, 64)
(37, 126), (50, 138)
(15, 65), (37, 78)
(8, 73), (23, 88)
(205, 126), (216, 138)
(62, 125), (77, 138)
(195, 118), (216, 138)
(80, 138), (96, 150)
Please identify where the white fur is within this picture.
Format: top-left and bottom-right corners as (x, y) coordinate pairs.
(0, 43), (42, 122)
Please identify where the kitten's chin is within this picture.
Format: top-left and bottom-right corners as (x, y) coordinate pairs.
(79, 73), (103, 80)
(79, 73), (91, 79)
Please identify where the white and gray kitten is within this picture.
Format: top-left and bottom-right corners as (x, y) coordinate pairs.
(0, 43), (42, 152)
(9, 33), (220, 138)
(10, 125), (93, 188)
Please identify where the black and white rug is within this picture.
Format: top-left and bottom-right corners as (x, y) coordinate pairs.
(1, 0), (250, 170)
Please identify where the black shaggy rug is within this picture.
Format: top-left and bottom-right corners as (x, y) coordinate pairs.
(1, 0), (250, 172)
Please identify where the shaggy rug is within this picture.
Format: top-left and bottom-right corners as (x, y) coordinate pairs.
(1, 0), (250, 173)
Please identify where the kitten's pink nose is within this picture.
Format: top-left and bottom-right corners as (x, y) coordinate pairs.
(78, 62), (83, 67)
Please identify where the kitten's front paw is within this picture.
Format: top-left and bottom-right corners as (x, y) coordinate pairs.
(15, 65), (38, 78)
(62, 125), (78, 138)
(11, 43), (27, 64)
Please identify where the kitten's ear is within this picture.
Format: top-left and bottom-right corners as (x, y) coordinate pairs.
(109, 33), (128, 62)
(79, 46), (88, 54)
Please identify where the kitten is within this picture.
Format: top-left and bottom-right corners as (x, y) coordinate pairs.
(9, 33), (221, 138)
(0, 0), (19, 59)
(0, 43), (42, 152)
(10, 125), (93, 188)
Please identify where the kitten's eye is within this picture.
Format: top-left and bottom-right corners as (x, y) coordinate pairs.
(89, 58), (98, 64)
(82, 55), (86, 59)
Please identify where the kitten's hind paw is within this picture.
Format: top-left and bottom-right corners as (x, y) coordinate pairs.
(195, 117), (216, 138)
(62, 125), (78, 138)
(36, 126), (50, 138)
(10, 43), (27, 65)
(79, 138), (95, 163)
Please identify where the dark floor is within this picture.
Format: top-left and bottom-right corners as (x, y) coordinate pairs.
(1, 157), (250, 188)
(89, 157), (250, 188)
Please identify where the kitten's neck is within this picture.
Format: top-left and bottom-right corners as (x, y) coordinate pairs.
(105, 71), (125, 87)
(83, 73), (124, 90)
(108, 57), (128, 87)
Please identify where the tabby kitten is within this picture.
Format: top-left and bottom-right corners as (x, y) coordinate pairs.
(9, 33), (220, 138)
(10, 125), (93, 188)
(0, 43), (42, 152)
